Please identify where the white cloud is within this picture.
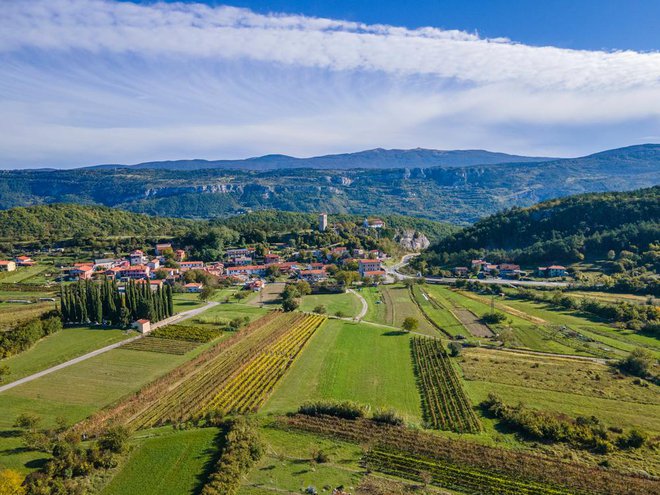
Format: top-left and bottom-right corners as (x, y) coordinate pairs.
(0, 0), (659, 168)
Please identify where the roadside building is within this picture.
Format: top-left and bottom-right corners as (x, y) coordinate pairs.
(299, 269), (327, 282)
(134, 319), (151, 334)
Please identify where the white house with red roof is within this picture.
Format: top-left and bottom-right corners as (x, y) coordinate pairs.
(0, 260), (16, 272)
(116, 264), (150, 280)
(184, 282), (204, 293)
(358, 259), (382, 277)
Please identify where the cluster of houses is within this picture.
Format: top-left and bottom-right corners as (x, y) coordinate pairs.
(55, 240), (388, 292)
(453, 259), (567, 279)
(0, 255), (37, 272)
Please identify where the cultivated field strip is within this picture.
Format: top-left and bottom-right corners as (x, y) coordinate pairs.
(283, 415), (659, 495)
(122, 336), (199, 355)
(130, 312), (324, 428)
(77, 310), (286, 434)
(201, 313), (325, 414)
(363, 449), (572, 495)
(411, 337), (481, 433)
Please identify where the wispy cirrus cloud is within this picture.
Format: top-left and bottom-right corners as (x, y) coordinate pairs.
(0, 0), (659, 168)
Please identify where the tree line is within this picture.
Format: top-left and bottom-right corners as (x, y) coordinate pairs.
(60, 279), (174, 327)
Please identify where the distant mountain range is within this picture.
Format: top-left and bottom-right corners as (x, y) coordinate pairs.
(88, 148), (557, 171)
(0, 144), (658, 224)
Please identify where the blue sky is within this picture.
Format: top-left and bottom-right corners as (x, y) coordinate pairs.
(149, 0), (660, 51)
(1, 0), (659, 168)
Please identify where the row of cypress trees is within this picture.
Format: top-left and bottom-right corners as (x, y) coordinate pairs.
(60, 278), (174, 327)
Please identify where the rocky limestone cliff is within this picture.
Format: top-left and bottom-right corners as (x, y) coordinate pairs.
(397, 230), (430, 251)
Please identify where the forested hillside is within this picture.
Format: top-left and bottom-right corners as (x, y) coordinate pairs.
(418, 187), (660, 267)
(0, 204), (193, 241)
(214, 210), (458, 242)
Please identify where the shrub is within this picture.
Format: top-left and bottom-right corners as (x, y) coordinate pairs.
(481, 312), (507, 324)
(447, 341), (462, 357)
(313, 305), (327, 314)
(617, 348), (655, 378)
(298, 400), (368, 420)
(402, 317), (418, 332)
(372, 409), (404, 426)
(617, 429), (647, 449)
(312, 450), (330, 463)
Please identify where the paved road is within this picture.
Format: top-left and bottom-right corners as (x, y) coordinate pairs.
(386, 253), (569, 288)
(0, 301), (219, 394)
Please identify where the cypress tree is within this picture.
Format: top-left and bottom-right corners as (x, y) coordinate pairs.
(167, 285), (174, 317)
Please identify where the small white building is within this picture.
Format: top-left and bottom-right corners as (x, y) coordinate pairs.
(319, 213), (328, 232)
(134, 319), (151, 333)
(0, 260), (16, 272)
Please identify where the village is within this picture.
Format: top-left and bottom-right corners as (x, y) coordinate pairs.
(0, 215), (391, 297)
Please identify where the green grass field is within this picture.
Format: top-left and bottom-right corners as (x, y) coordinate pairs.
(0, 348), (204, 472)
(458, 348), (660, 436)
(239, 424), (363, 495)
(299, 291), (361, 317)
(101, 427), (221, 495)
(262, 319), (422, 422)
(0, 301), (55, 330)
(177, 301), (268, 329)
(0, 265), (53, 284)
(359, 286), (388, 324)
(172, 292), (205, 312)
(1, 326), (132, 382)
(500, 296), (660, 357)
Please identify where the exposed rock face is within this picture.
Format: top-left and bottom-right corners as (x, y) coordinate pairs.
(397, 230), (430, 251)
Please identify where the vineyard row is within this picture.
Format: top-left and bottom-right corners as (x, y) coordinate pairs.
(280, 415), (658, 495)
(411, 336), (481, 433)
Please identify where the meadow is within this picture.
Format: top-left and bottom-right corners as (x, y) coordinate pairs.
(101, 427), (221, 495)
(299, 291), (362, 317)
(1, 326), (131, 381)
(262, 318), (423, 421)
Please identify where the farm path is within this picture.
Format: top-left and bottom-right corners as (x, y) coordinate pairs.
(0, 301), (219, 393)
(347, 289), (368, 320)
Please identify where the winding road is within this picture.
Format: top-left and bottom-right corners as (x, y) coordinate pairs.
(0, 301), (219, 394)
(386, 253), (569, 288)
